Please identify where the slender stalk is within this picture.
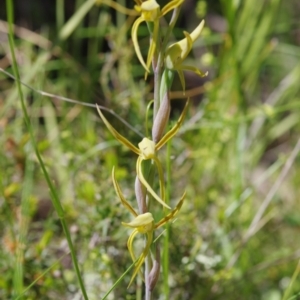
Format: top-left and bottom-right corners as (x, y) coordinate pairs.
(163, 139), (172, 298)
(13, 156), (34, 299)
(144, 164), (155, 300)
(6, 1), (89, 299)
(282, 260), (300, 300)
(56, 0), (65, 31)
(147, 6), (183, 299)
(153, 57), (163, 117)
(153, 6), (181, 118)
(145, 246), (153, 300)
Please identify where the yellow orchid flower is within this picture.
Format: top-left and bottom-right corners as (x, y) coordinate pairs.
(96, 99), (189, 209)
(164, 19), (207, 92)
(112, 167), (186, 287)
(132, 0), (184, 78)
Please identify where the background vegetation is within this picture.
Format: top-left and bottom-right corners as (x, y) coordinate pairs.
(1, 0), (300, 299)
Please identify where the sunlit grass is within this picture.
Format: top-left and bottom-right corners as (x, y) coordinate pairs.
(1, 0), (300, 298)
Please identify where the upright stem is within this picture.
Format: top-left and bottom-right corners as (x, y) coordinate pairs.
(153, 6), (181, 119)
(145, 15), (163, 300)
(153, 56), (163, 118)
(146, 7), (183, 299)
(145, 245), (153, 300)
(163, 139), (171, 298)
(144, 167), (154, 300)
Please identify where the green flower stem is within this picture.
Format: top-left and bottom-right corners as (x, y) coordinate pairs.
(163, 139), (172, 298)
(140, 156), (154, 299)
(144, 162), (155, 300)
(152, 21), (163, 119)
(145, 232), (154, 300)
(154, 4), (183, 112)
(6, 1), (89, 299)
(153, 56), (164, 118)
(159, 69), (174, 105)
(149, 6), (182, 298)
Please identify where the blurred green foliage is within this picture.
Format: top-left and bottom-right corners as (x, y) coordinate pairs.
(1, 0), (300, 299)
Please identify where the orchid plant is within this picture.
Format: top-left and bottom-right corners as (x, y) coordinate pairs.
(97, 0), (206, 297)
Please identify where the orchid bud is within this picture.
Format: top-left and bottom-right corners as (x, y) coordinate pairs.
(147, 245), (161, 291)
(152, 92), (171, 143)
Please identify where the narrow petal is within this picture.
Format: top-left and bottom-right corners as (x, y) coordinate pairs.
(96, 105), (140, 155)
(181, 31), (193, 61)
(155, 98), (190, 150)
(181, 64), (208, 77)
(145, 20), (159, 79)
(155, 190), (186, 229)
(112, 167), (138, 217)
(132, 17), (151, 73)
(161, 0), (184, 16)
(126, 230), (144, 287)
(152, 156), (165, 204)
(189, 20), (205, 42)
(137, 157), (171, 209)
(128, 231), (153, 288)
(127, 229), (139, 263)
(177, 69), (186, 93)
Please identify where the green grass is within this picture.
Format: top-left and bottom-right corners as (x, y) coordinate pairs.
(1, 0), (300, 299)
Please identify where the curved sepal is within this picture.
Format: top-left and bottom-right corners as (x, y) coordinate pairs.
(112, 167), (138, 217)
(161, 0), (184, 16)
(155, 190), (186, 229)
(136, 157), (171, 209)
(127, 231), (153, 288)
(96, 105), (140, 155)
(145, 20), (159, 79)
(132, 17), (150, 73)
